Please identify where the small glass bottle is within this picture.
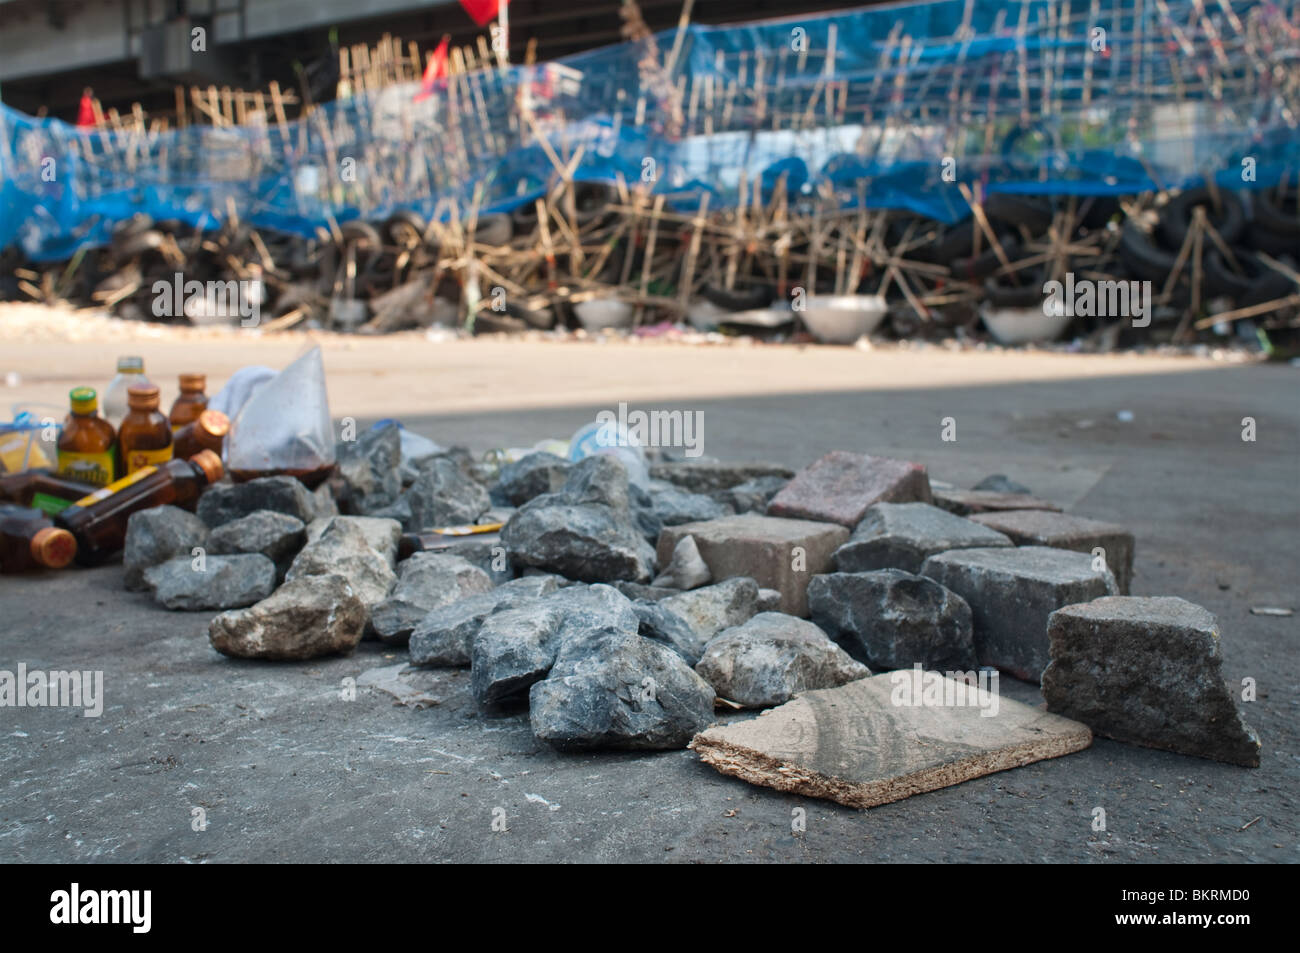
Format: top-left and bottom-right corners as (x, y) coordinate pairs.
(172, 409), (229, 461)
(169, 373), (209, 429)
(56, 450), (223, 565)
(0, 503), (77, 572)
(57, 387), (117, 487)
(0, 468), (98, 516)
(118, 383), (173, 476)
(103, 356), (151, 429)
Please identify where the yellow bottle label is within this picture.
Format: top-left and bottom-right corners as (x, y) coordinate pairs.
(71, 465), (159, 508)
(123, 444), (173, 476)
(58, 449), (115, 487)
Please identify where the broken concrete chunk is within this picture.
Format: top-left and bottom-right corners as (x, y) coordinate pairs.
(920, 546), (1118, 681)
(409, 575), (560, 666)
(690, 673), (1092, 808)
(969, 509), (1135, 594)
(197, 476), (317, 527)
(144, 553), (277, 611)
(530, 633), (716, 750)
(122, 505), (209, 591)
(657, 513), (847, 616)
(808, 569), (977, 672)
(286, 519), (396, 616)
(767, 451), (932, 528)
(649, 461), (794, 494)
(931, 488), (1061, 516)
(208, 573), (367, 660)
(695, 612), (870, 708)
(1042, 596), (1261, 767)
(371, 552), (494, 645)
(833, 501), (1012, 574)
(207, 510), (307, 572)
(651, 534), (712, 590)
(660, 577), (761, 643)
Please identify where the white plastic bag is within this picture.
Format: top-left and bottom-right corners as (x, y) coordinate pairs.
(226, 347), (335, 480)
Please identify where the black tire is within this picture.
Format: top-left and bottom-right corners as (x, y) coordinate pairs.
(339, 220), (381, 247)
(473, 213), (513, 247)
(1157, 187), (1245, 250)
(983, 272), (1045, 309)
(925, 221), (976, 264)
(950, 235), (1022, 282)
(1245, 222), (1300, 257)
(983, 193), (1054, 234)
(385, 210), (427, 245)
(111, 229), (165, 259)
(700, 283), (773, 312)
(1238, 269), (1297, 311)
(1118, 220), (1178, 282)
(1253, 186), (1300, 236)
(1079, 195), (1122, 230)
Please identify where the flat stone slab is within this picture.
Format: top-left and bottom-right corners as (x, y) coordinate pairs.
(690, 673), (1092, 809)
(931, 489), (1061, 516)
(834, 502), (1012, 573)
(920, 546), (1118, 681)
(650, 461), (794, 494)
(767, 451), (932, 528)
(970, 509), (1135, 594)
(657, 513), (848, 616)
(1043, 597), (1261, 767)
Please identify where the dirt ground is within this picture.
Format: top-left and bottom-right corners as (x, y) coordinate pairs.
(1, 304), (1296, 863)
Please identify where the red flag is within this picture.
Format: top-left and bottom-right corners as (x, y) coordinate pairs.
(76, 92), (97, 128)
(414, 36), (451, 101)
(459, 0), (507, 28)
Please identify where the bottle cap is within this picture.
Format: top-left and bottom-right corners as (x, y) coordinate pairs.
(69, 387), (98, 413)
(190, 449), (224, 484)
(179, 373), (206, 391)
(126, 382), (161, 410)
(116, 356), (144, 373)
(196, 409), (230, 438)
(31, 527), (77, 569)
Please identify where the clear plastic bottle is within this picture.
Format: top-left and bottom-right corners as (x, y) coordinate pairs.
(103, 356), (151, 429)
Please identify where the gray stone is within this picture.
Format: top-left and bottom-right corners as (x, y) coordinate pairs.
(648, 481), (731, 526)
(496, 452), (571, 506)
(122, 505), (209, 591)
(285, 519), (396, 615)
(834, 502), (1013, 574)
(197, 476), (317, 527)
(610, 580), (681, 602)
(409, 575), (561, 666)
(1043, 597), (1260, 767)
(371, 552), (494, 645)
(530, 632), (716, 750)
(305, 515), (402, 567)
(433, 536), (513, 585)
(208, 573), (367, 660)
(695, 612), (870, 708)
(808, 569), (977, 671)
(329, 422), (401, 515)
(502, 456), (656, 583)
(757, 588), (783, 613)
(471, 605), (565, 707)
(920, 546), (1118, 681)
(310, 483), (339, 521)
(207, 511), (307, 570)
(651, 534), (711, 590)
(632, 599), (707, 665)
(144, 554), (277, 611)
(969, 509), (1135, 594)
(650, 461), (795, 494)
(767, 451), (932, 528)
(712, 475), (789, 514)
(403, 455), (491, 531)
(931, 488), (1061, 516)
(656, 513), (848, 616)
(972, 474), (1032, 495)
(660, 577), (761, 643)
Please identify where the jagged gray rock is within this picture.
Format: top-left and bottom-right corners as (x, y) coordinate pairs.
(695, 612), (870, 707)
(470, 605), (565, 707)
(833, 502), (1012, 574)
(144, 553), (276, 611)
(808, 569), (977, 671)
(712, 475), (790, 514)
(632, 599), (708, 665)
(496, 452), (571, 506)
(402, 455), (491, 531)
(122, 505), (209, 591)
(207, 510), (307, 572)
(305, 515), (402, 567)
(285, 518), (396, 617)
(208, 573), (367, 660)
(197, 476), (317, 527)
(650, 461), (795, 494)
(648, 481), (730, 526)
(651, 534), (711, 590)
(371, 552), (494, 645)
(660, 577), (760, 643)
(409, 575), (561, 666)
(329, 421), (402, 515)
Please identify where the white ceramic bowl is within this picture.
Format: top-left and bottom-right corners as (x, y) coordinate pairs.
(574, 297), (634, 331)
(799, 294), (889, 344)
(979, 299), (1071, 345)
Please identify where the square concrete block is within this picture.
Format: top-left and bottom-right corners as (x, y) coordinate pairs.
(766, 451), (932, 528)
(970, 509), (1135, 594)
(920, 546), (1118, 681)
(657, 513), (849, 617)
(834, 501), (1013, 573)
(932, 488), (1061, 516)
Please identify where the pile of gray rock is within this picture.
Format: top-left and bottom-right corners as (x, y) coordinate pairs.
(121, 426), (1260, 768)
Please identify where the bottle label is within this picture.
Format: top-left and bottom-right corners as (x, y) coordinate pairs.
(71, 465), (158, 508)
(30, 492), (73, 516)
(123, 445), (173, 475)
(58, 450), (115, 487)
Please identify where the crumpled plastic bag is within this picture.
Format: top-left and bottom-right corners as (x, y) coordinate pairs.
(208, 365), (277, 422)
(226, 347), (335, 477)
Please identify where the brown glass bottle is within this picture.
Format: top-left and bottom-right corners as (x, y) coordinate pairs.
(172, 409), (229, 461)
(169, 373), (209, 428)
(0, 469), (98, 515)
(57, 387), (117, 487)
(118, 383), (173, 476)
(55, 450), (223, 565)
(0, 504), (77, 572)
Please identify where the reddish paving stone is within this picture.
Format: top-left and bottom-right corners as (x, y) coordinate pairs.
(766, 451), (932, 528)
